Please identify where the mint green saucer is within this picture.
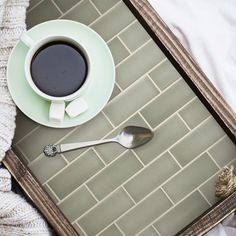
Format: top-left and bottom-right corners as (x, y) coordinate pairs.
(7, 20), (115, 128)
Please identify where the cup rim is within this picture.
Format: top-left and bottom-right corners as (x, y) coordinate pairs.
(24, 35), (91, 102)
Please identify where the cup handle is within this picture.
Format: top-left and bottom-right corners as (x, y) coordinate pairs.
(20, 33), (35, 48)
(49, 101), (65, 123)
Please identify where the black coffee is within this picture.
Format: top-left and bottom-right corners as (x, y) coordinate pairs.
(31, 41), (88, 97)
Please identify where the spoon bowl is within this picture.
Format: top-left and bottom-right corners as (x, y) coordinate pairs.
(116, 126), (154, 149)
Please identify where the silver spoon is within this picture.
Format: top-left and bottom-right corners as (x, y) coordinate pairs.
(43, 126), (153, 157)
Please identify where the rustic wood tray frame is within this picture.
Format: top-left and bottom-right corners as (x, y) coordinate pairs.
(3, 0), (236, 235)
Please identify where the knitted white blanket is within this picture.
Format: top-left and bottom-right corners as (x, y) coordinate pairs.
(0, 0), (25, 160)
(0, 1), (52, 235)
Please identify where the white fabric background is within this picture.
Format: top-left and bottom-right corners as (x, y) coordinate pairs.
(148, 1), (236, 235)
(148, 0), (236, 112)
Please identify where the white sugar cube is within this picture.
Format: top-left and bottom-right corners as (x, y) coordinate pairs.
(49, 101), (65, 123)
(66, 98), (88, 118)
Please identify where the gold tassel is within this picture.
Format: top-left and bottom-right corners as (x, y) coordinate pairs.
(215, 166), (236, 198)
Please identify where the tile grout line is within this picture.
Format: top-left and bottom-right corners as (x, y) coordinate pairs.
(161, 187), (175, 206)
(114, 222), (126, 236)
(55, 150), (129, 204)
(137, 111), (153, 131)
(92, 147), (107, 166)
(150, 95), (197, 132)
(101, 111), (115, 128)
(107, 75), (182, 119)
(88, 0), (102, 15)
(122, 186), (137, 205)
(105, 18), (137, 44)
(71, 187), (127, 225)
(151, 225), (161, 236)
(115, 81), (123, 92)
(131, 150), (145, 167)
(75, 222), (88, 236)
(15, 145), (30, 166)
(60, 153), (70, 164)
(43, 183), (61, 203)
(15, 144), (31, 163)
(115, 38), (152, 68)
(50, 0), (63, 15)
(58, 0), (85, 19)
(114, 48), (167, 88)
(207, 151), (222, 170)
(133, 184), (215, 236)
(168, 150), (182, 169)
(147, 74), (162, 93)
(14, 125), (40, 147)
(176, 112), (191, 131)
(160, 115), (211, 155)
(198, 189), (212, 206)
(167, 132), (226, 169)
(27, 125), (81, 166)
(26, 0), (45, 13)
(87, 0), (123, 27)
(117, 35), (132, 54)
(84, 184), (99, 202)
(42, 149), (92, 185)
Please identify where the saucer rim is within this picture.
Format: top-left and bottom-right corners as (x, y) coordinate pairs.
(7, 19), (115, 128)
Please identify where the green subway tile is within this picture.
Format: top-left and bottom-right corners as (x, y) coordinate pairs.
(209, 136), (236, 167)
(78, 189), (134, 236)
(163, 153), (218, 203)
(58, 186), (97, 222)
(170, 117), (225, 166)
(135, 115), (189, 164)
(26, 0), (61, 29)
(119, 21), (150, 52)
(53, 0), (81, 12)
(13, 146), (29, 165)
(125, 152), (180, 202)
(117, 189), (172, 236)
(108, 37), (130, 65)
(141, 79), (195, 128)
(87, 151), (142, 200)
(200, 174), (220, 205)
(44, 185), (59, 204)
(99, 224), (123, 236)
(104, 76), (158, 126)
(28, 154), (67, 183)
(62, 0), (99, 25)
(154, 191), (209, 236)
(109, 84), (121, 101)
(48, 150), (104, 199)
(73, 223), (86, 236)
(13, 111), (38, 144)
(90, 0), (120, 13)
(179, 99), (210, 129)
(139, 227), (159, 236)
(91, 2), (135, 41)
(27, 0), (43, 11)
(149, 60), (180, 90)
(18, 126), (73, 161)
(95, 114), (149, 164)
(62, 113), (112, 161)
(116, 41), (165, 89)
